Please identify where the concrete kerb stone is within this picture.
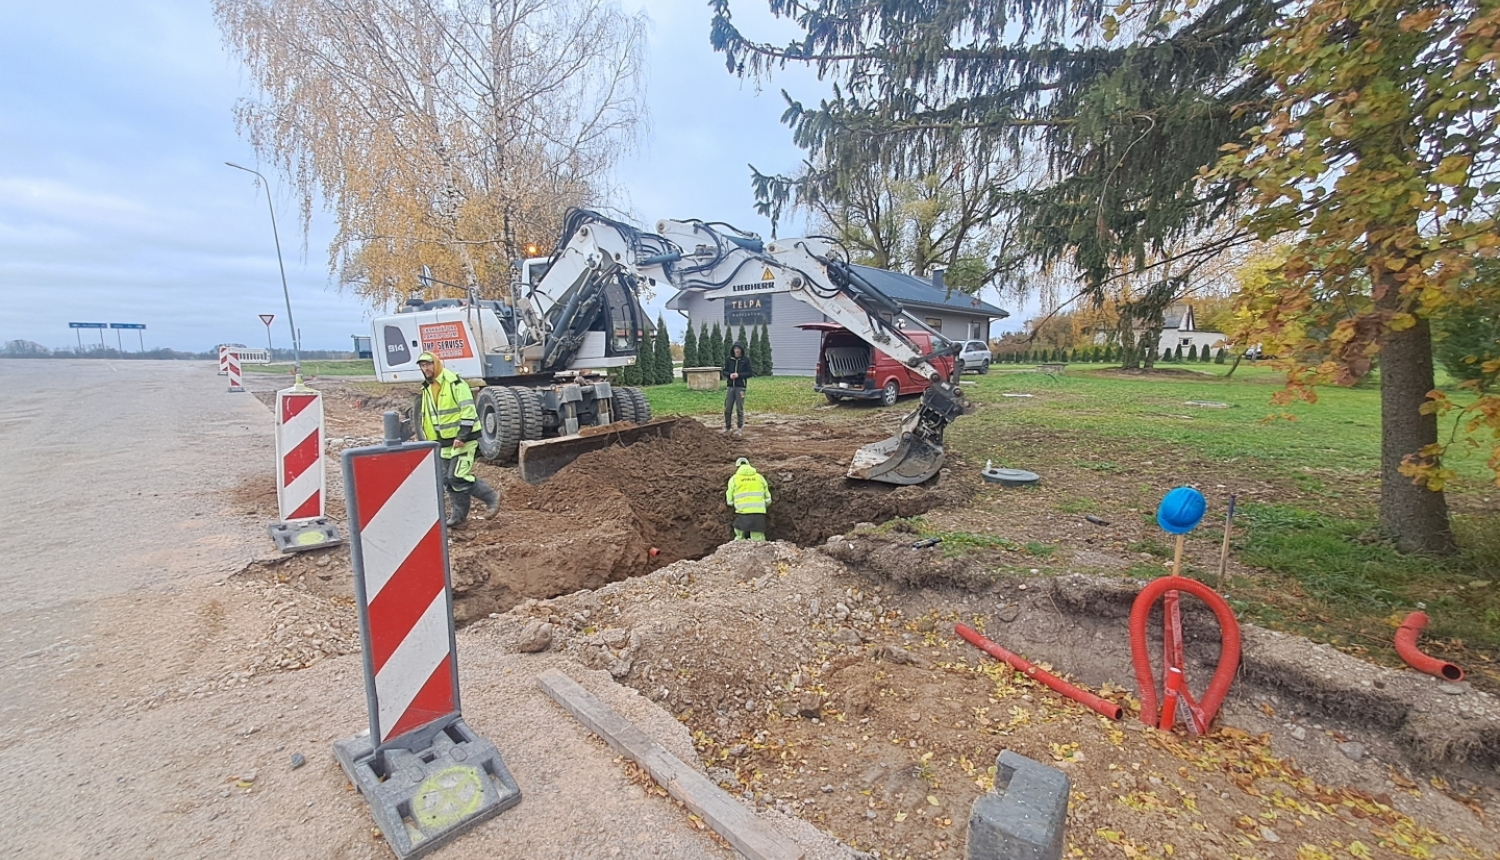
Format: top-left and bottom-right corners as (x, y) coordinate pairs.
(333, 717), (522, 859)
(966, 751), (1070, 860)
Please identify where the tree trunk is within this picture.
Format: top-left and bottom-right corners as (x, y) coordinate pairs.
(1374, 269), (1455, 554)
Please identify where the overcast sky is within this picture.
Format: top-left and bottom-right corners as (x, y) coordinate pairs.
(0, 0), (1024, 353)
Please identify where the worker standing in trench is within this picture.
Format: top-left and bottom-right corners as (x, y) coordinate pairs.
(417, 351), (500, 529)
(726, 457), (771, 541)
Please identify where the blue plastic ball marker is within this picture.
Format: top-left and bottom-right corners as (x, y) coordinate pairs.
(1157, 487), (1207, 535)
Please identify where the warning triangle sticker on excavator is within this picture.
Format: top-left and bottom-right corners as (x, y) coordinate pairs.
(761, 268), (775, 281)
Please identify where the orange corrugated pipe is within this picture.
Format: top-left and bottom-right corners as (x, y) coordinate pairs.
(1394, 611), (1464, 682)
(954, 623), (1124, 721)
(1129, 576), (1241, 731)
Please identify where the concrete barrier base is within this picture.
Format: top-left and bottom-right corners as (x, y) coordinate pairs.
(966, 751), (1069, 860)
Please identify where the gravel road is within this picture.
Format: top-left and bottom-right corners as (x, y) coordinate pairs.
(0, 360), (849, 860)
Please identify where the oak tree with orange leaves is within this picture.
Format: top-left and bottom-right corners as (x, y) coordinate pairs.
(1220, 0), (1500, 554)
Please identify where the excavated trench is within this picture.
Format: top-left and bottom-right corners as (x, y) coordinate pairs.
(444, 417), (969, 622)
(239, 390), (966, 625)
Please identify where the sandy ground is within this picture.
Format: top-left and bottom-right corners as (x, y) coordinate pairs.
(0, 362), (849, 860)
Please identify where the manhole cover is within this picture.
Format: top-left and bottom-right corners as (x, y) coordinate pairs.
(982, 467), (1040, 486)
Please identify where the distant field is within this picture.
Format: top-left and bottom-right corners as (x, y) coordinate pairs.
(243, 359), (374, 377)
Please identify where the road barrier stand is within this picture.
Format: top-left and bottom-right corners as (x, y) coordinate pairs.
(218, 345), (230, 376)
(966, 751), (1070, 860)
(266, 384), (343, 553)
(226, 350), (245, 393)
(333, 412), (521, 858)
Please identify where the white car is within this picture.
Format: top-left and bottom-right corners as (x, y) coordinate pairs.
(956, 340), (992, 374)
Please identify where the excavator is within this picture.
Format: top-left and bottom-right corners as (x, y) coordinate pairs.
(370, 209), (966, 485)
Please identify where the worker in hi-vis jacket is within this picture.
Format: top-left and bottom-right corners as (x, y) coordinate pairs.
(725, 457), (770, 541)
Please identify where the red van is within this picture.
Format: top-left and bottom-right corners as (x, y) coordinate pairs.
(800, 323), (958, 406)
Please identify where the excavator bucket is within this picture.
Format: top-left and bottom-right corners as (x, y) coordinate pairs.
(847, 432), (946, 485)
(517, 417), (679, 484)
(846, 382), (967, 485)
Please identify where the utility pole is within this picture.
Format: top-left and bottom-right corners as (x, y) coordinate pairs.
(226, 162), (301, 376)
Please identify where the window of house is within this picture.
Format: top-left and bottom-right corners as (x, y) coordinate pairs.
(1181, 337), (1193, 347)
(925, 317), (943, 332)
(969, 320), (983, 339)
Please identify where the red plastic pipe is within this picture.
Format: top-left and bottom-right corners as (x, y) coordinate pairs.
(1129, 576), (1242, 732)
(954, 623), (1124, 721)
(1394, 611), (1464, 682)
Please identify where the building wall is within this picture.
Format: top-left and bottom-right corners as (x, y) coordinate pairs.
(1160, 330), (1228, 355)
(673, 291), (827, 376)
(672, 291), (991, 376)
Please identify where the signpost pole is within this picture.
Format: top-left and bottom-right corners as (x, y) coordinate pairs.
(116, 328), (123, 352)
(138, 330), (145, 351)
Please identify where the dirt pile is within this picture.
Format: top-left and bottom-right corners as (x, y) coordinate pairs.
(474, 537), (1500, 860)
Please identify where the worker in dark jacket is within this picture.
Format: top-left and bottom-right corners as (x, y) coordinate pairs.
(721, 342), (752, 435)
(725, 457), (770, 540)
(418, 351), (500, 529)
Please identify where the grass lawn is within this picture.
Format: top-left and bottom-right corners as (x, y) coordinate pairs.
(641, 363), (1500, 688)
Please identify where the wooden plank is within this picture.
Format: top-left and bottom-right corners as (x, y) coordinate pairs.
(538, 668), (804, 860)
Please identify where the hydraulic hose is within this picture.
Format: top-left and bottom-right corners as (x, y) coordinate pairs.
(1394, 611), (1464, 682)
(1129, 576), (1242, 731)
(954, 623), (1124, 721)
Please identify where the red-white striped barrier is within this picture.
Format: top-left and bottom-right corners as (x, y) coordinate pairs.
(275, 387), (325, 521)
(226, 350), (244, 392)
(345, 443), (458, 745)
(218, 345), (230, 376)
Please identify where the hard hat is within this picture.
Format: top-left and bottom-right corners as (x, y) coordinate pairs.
(417, 351), (436, 364)
(1156, 486), (1207, 534)
(735, 457), (749, 467)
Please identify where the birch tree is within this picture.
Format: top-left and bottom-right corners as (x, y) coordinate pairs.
(216, 0), (647, 305)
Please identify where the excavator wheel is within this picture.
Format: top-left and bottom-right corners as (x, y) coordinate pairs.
(625, 387), (652, 424)
(476, 386), (522, 463)
(611, 390), (638, 425)
(512, 386), (546, 441)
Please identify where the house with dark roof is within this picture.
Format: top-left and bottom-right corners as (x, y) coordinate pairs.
(667, 265), (1009, 376)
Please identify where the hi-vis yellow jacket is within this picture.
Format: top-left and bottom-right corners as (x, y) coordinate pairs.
(726, 462), (770, 514)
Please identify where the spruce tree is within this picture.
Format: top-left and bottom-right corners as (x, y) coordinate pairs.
(1188, 343), (1199, 361)
(1215, 347), (1227, 364)
(1200, 344), (1212, 363)
(653, 315), (673, 385)
(1174, 344), (1184, 362)
(622, 353), (641, 386)
(753, 324), (770, 376)
(699, 323), (711, 367)
(762, 324), (774, 375)
(736, 324), (749, 360)
(709, 323), (723, 368)
(1162, 347), (1173, 363)
(682, 323), (698, 378)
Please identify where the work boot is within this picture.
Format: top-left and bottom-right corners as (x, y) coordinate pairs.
(473, 482), (500, 520)
(446, 491), (472, 528)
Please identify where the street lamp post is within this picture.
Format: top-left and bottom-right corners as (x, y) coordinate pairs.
(226, 162), (301, 375)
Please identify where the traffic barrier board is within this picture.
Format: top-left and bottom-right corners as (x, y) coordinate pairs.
(336, 426), (520, 856)
(276, 387), (325, 521)
(226, 350), (244, 392)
